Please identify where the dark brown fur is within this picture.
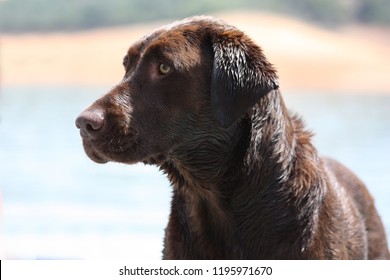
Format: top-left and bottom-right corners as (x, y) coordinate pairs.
(75, 16), (389, 259)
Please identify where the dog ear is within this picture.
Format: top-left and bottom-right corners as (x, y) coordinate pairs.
(210, 29), (279, 128)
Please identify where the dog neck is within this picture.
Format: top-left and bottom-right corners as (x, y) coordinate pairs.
(161, 90), (320, 196)
(162, 120), (248, 191)
(161, 90), (325, 258)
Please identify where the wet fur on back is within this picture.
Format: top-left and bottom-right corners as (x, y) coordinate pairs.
(75, 16), (389, 259)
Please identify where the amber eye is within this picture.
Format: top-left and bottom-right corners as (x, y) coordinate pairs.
(159, 63), (171, 75)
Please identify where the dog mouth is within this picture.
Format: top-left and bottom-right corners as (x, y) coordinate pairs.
(89, 151), (110, 164)
(81, 135), (149, 165)
(77, 120), (143, 164)
(78, 122), (169, 165)
(81, 139), (110, 164)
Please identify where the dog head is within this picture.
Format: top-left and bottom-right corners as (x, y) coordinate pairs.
(75, 16), (278, 164)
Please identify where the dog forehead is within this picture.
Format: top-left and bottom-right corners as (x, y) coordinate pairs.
(128, 18), (208, 68)
(125, 16), (234, 70)
(138, 16), (228, 46)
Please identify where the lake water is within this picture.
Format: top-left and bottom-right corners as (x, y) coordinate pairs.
(0, 86), (389, 259)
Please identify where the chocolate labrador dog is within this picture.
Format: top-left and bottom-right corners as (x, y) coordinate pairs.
(75, 16), (389, 259)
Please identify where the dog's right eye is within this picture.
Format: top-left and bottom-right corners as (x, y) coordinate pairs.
(159, 63), (171, 75)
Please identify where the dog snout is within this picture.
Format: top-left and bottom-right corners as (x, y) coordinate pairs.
(75, 109), (105, 139)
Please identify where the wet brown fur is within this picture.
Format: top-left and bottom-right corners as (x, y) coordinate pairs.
(76, 16), (389, 259)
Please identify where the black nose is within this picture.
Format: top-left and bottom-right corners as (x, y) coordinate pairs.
(75, 109), (105, 139)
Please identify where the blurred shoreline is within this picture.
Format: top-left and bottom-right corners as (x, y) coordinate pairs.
(2, 11), (390, 93)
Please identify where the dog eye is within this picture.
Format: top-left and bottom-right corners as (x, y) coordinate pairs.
(159, 63), (171, 75)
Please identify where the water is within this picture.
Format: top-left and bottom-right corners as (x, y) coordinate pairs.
(0, 86), (389, 259)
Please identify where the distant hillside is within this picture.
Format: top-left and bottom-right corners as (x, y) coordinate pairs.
(1, 0), (390, 32)
(2, 11), (390, 92)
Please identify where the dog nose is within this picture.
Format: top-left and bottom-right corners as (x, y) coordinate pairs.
(75, 109), (105, 139)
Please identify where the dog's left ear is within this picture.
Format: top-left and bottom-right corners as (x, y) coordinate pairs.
(210, 28), (279, 128)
